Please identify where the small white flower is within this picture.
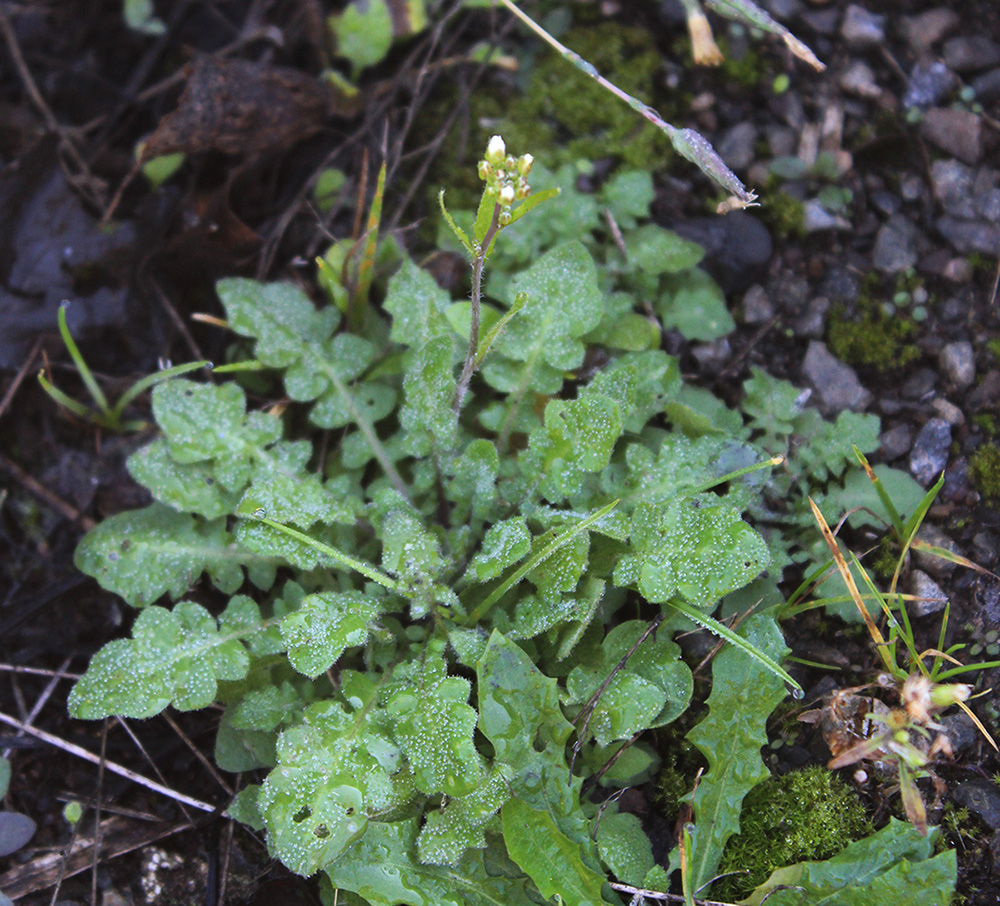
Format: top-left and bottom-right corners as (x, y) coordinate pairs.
(499, 184), (515, 206)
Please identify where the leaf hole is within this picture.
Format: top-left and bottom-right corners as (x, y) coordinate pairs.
(293, 806), (312, 823)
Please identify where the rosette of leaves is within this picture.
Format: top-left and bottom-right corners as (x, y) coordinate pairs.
(68, 157), (952, 905)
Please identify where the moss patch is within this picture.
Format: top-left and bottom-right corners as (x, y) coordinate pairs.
(970, 443), (1000, 500)
(713, 767), (872, 901)
(826, 297), (920, 371)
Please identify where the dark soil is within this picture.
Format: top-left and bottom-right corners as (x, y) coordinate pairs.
(1, 1), (999, 903)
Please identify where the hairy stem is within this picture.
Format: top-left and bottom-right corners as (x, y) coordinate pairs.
(454, 203), (501, 412)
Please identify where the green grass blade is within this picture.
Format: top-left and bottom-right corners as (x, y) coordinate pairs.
(112, 360), (210, 419)
(350, 159), (385, 331)
(464, 500), (619, 624)
(246, 513), (399, 591)
(37, 370), (98, 423)
(665, 598), (800, 691)
(57, 305), (110, 413)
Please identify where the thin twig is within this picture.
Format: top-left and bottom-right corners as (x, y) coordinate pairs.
(610, 880), (737, 906)
(161, 710), (234, 796)
(0, 453), (96, 530)
(0, 337), (42, 421)
(571, 613), (665, 772)
(0, 710), (217, 813)
(0, 6), (100, 201)
(0, 655), (72, 760)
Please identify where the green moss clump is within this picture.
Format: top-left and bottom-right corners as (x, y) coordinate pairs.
(714, 767), (872, 901)
(970, 443), (1000, 500)
(826, 301), (920, 371)
(498, 23), (678, 170)
(973, 413), (998, 437)
(759, 189), (806, 240)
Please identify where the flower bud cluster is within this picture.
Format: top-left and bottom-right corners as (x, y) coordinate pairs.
(478, 135), (532, 227)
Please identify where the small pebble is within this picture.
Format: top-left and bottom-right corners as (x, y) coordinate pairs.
(972, 67), (1000, 103)
(841, 4), (886, 47)
(914, 525), (960, 578)
(930, 159), (976, 219)
(939, 340), (976, 389)
(943, 257), (974, 282)
(943, 35), (1000, 73)
(931, 398), (965, 425)
(902, 60), (957, 109)
(901, 367), (938, 401)
(909, 569), (948, 617)
(872, 215), (921, 274)
(742, 285), (775, 324)
(801, 340), (872, 413)
(840, 60), (882, 99)
(901, 8), (959, 53)
(921, 108), (983, 165)
(910, 418), (952, 484)
(952, 779), (1000, 830)
(935, 217), (1000, 256)
(879, 423), (913, 459)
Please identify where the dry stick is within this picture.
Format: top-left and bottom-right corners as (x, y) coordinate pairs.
(161, 711), (234, 796)
(0, 664), (79, 679)
(0, 7), (100, 201)
(0, 338), (42, 421)
(0, 656), (72, 761)
(570, 613), (666, 774)
(494, 0), (757, 210)
(0, 454), (96, 531)
(609, 881), (737, 906)
(0, 711), (217, 813)
(113, 717), (196, 828)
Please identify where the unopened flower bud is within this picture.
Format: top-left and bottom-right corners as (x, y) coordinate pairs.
(486, 135), (506, 166)
(499, 207), (512, 226)
(516, 178), (531, 199)
(494, 169), (506, 182)
(499, 184), (515, 206)
(505, 154), (516, 171)
(478, 160), (491, 180)
(517, 153), (534, 176)
(930, 683), (972, 709)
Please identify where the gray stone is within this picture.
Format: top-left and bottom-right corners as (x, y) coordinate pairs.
(952, 779), (1000, 830)
(902, 367), (937, 401)
(940, 712), (980, 756)
(872, 214), (920, 274)
(910, 418), (951, 484)
(943, 35), (1000, 73)
(840, 60), (882, 99)
(943, 257), (974, 283)
(803, 201), (851, 233)
(935, 216), (1000, 256)
(972, 67), (1000, 103)
(920, 108), (983, 165)
(691, 337), (732, 373)
(900, 174), (924, 203)
(793, 296), (830, 339)
(909, 569), (948, 617)
(931, 398), (965, 425)
(914, 524), (960, 579)
(968, 369), (1000, 412)
(742, 284), (774, 324)
(673, 212), (772, 293)
(717, 121), (758, 172)
(976, 188), (1000, 225)
(930, 159), (976, 219)
(870, 191), (901, 217)
(818, 265), (859, 303)
(841, 5), (885, 47)
(901, 8), (960, 54)
(902, 60), (957, 109)
(879, 423), (913, 459)
(801, 341), (873, 413)
(939, 341), (976, 389)
(801, 8), (840, 36)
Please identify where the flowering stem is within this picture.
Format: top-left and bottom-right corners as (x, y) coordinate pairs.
(454, 202), (501, 412)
